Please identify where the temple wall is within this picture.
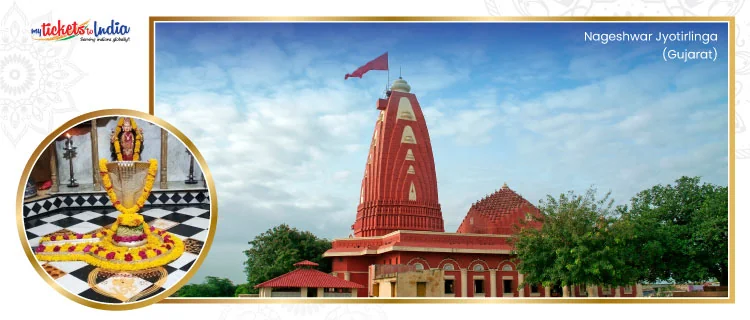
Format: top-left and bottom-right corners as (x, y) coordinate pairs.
(396, 270), (444, 297)
(55, 133), (93, 186)
(55, 117), (197, 187)
(167, 132), (203, 182)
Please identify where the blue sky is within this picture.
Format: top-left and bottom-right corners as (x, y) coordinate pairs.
(154, 22), (729, 284)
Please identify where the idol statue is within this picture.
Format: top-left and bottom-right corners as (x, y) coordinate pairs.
(110, 117), (144, 161)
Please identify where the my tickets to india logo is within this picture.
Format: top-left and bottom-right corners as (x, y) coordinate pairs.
(30, 20), (131, 43)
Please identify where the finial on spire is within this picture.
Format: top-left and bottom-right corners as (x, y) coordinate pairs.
(399, 66), (402, 78)
(502, 182), (508, 189)
(390, 76), (411, 93)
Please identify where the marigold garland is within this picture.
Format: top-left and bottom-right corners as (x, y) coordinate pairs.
(35, 227), (184, 271)
(40, 230), (109, 242)
(99, 158), (158, 217)
(113, 117), (143, 161)
(36, 155), (185, 271)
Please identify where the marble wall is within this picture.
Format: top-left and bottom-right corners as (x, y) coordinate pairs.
(55, 117), (202, 188)
(55, 132), (93, 186)
(167, 133), (204, 182)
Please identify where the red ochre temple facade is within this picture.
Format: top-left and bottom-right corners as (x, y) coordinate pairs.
(322, 78), (640, 298)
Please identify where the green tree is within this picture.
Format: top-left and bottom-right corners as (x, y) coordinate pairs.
(512, 187), (639, 294)
(172, 276), (237, 297)
(621, 176), (728, 286)
(243, 224), (332, 289)
(234, 283), (253, 296)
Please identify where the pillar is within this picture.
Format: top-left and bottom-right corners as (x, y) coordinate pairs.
(344, 272), (351, 281)
(489, 269), (497, 297)
(563, 285), (570, 297)
(49, 146), (59, 192)
(352, 288), (358, 297)
(636, 284), (644, 297)
(301, 287), (308, 297)
(260, 287), (271, 297)
(90, 119), (101, 191)
(588, 285), (598, 297)
(160, 128), (168, 189)
(518, 273), (525, 297)
(317, 287), (324, 297)
(460, 268), (468, 297)
(615, 286), (621, 297)
(544, 286), (551, 297)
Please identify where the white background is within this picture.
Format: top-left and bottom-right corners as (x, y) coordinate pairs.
(0, 0), (746, 319)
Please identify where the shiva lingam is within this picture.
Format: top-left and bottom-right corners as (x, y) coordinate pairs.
(35, 118), (184, 271)
(104, 160), (156, 248)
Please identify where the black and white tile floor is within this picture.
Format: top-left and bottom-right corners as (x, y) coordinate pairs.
(24, 204), (210, 303)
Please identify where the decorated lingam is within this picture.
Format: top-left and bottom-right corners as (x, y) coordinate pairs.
(35, 117), (185, 271)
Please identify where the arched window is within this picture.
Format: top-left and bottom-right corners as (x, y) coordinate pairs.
(405, 149), (415, 161)
(502, 265), (513, 272)
(443, 263), (455, 271)
(397, 97), (416, 121)
(473, 264), (484, 272)
(401, 125), (416, 144)
(414, 263), (424, 271)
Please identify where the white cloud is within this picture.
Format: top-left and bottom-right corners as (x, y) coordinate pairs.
(155, 28), (728, 284)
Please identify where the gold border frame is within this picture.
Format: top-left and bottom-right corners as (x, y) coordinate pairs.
(16, 109), (219, 310)
(149, 16), (735, 304)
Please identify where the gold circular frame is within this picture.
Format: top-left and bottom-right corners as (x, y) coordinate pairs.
(16, 109), (218, 310)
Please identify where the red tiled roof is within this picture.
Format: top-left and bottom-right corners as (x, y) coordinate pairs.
(293, 260), (319, 267)
(455, 183), (541, 234)
(254, 268), (365, 289)
(468, 184), (535, 220)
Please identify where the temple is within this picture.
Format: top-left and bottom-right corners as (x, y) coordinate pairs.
(353, 77), (444, 237)
(323, 78), (641, 298)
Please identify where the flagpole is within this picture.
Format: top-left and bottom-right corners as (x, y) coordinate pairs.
(387, 57), (390, 94)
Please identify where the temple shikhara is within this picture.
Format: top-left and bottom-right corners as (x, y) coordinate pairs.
(323, 78), (641, 298)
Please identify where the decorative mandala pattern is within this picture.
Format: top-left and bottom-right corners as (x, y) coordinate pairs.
(217, 306), (281, 320)
(287, 305), (322, 316)
(643, 0), (744, 16)
(513, 0), (597, 16)
(325, 306), (387, 320)
(487, 0), (745, 16)
(0, 3), (85, 145)
(738, 112), (746, 133)
(0, 53), (35, 95)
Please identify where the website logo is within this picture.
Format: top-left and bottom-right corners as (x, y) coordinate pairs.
(30, 20), (131, 43)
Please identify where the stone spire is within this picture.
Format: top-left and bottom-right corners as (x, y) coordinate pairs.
(353, 78), (444, 237)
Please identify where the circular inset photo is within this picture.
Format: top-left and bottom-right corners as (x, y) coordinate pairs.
(16, 109), (216, 310)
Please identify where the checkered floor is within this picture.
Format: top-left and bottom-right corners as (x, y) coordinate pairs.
(24, 204), (210, 303)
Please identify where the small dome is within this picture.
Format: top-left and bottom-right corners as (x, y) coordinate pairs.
(391, 77), (411, 93)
